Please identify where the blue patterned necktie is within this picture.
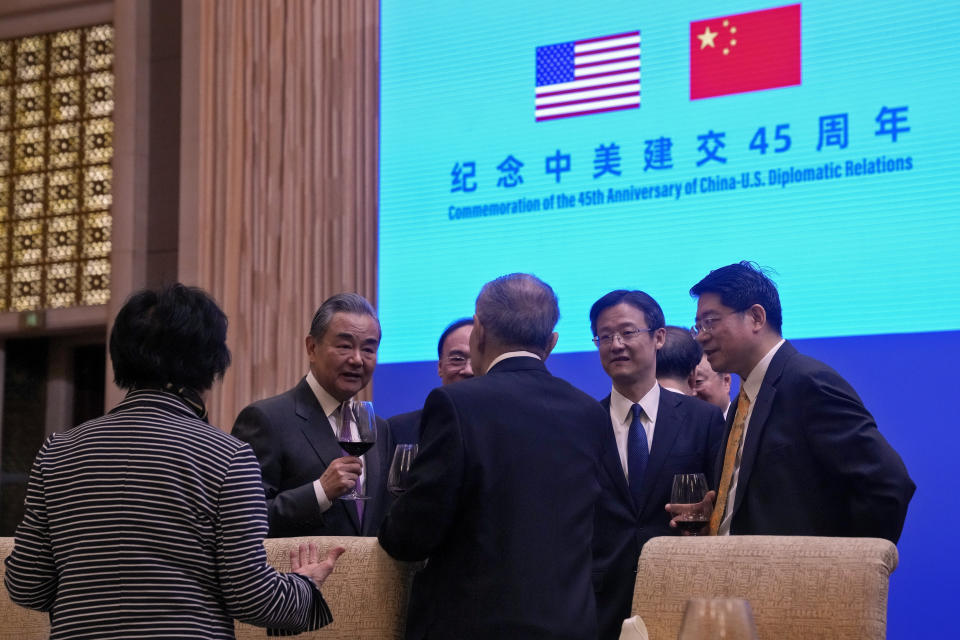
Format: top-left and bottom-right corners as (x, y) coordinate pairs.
(627, 403), (648, 507)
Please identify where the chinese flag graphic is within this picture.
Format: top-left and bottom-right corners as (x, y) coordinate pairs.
(690, 4), (801, 100)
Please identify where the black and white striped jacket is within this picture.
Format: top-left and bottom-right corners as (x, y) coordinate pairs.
(4, 389), (331, 639)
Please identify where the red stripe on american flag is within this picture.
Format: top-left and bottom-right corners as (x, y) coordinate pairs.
(576, 31), (639, 45)
(575, 44), (640, 57)
(576, 67), (641, 80)
(575, 54), (640, 69)
(536, 79), (640, 98)
(537, 90), (640, 110)
(536, 103), (639, 122)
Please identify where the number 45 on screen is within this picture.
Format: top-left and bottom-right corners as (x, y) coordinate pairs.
(750, 124), (791, 154)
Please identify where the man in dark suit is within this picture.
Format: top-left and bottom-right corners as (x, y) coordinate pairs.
(379, 274), (608, 640)
(656, 325), (705, 395)
(686, 261), (914, 542)
(589, 290), (725, 640)
(388, 318), (474, 443)
(232, 293), (393, 537)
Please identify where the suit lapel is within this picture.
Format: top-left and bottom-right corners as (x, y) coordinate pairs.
(637, 391), (683, 516)
(729, 341), (794, 522)
(599, 395), (633, 510)
(359, 418), (386, 535)
(293, 379), (361, 533)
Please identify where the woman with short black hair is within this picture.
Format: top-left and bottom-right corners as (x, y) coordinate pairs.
(5, 283), (342, 639)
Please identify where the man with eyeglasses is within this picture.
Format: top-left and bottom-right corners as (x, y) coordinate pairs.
(693, 354), (733, 419)
(589, 290), (725, 640)
(684, 261), (914, 543)
(388, 318), (474, 443)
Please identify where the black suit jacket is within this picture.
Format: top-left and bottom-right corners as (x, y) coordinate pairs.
(232, 378), (393, 537)
(723, 341), (914, 542)
(378, 357), (608, 640)
(388, 409), (421, 444)
(593, 388), (724, 640)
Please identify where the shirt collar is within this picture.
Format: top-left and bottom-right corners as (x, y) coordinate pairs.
(486, 350), (541, 373)
(741, 338), (785, 402)
(610, 382), (660, 425)
(305, 370), (346, 418)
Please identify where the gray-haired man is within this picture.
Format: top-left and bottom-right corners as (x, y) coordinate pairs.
(233, 293), (394, 537)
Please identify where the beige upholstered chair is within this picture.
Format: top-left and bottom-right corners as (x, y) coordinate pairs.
(0, 536), (417, 640)
(0, 537), (48, 640)
(632, 536), (898, 640)
(235, 536), (419, 640)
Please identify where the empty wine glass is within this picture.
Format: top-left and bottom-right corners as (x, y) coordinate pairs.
(387, 444), (419, 496)
(677, 598), (759, 640)
(670, 473), (709, 535)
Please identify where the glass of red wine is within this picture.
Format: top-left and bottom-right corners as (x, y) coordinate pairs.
(671, 473), (709, 535)
(387, 444), (419, 496)
(338, 400), (377, 501)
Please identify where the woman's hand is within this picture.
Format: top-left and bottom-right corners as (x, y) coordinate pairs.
(290, 543), (345, 589)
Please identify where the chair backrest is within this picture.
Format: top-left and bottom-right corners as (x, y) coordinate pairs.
(0, 537), (50, 640)
(235, 536), (419, 640)
(632, 536), (898, 640)
(1, 536), (416, 640)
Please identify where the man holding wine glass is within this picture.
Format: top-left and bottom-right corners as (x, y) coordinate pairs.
(589, 290), (725, 640)
(379, 273), (609, 640)
(232, 293), (394, 538)
(680, 262), (915, 542)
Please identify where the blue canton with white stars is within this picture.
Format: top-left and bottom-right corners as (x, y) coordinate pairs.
(536, 42), (575, 86)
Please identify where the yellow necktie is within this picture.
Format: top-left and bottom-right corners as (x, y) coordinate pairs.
(709, 390), (751, 535)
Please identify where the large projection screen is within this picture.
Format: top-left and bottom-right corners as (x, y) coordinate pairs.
(377, 2), (957, 635)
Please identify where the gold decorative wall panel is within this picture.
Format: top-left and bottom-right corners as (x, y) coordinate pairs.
(0, 24), (113, 311)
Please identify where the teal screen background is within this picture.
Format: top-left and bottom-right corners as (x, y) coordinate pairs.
(380, 0), (957, 362)
(378, 2), (957, 637)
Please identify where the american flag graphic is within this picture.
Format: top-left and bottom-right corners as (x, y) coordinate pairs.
(535, 31), (641, 122)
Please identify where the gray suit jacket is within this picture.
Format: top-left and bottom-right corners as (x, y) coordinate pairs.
(232, 378), (393, 537)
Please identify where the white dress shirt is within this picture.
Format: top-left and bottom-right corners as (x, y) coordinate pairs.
(718, 339), (785, 535)
(485, 350), (542, 373)
(305, 370), (365, 512)
(608, 383), (660, 482)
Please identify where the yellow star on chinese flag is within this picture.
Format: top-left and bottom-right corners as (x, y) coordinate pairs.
(697, 26), (718, 49)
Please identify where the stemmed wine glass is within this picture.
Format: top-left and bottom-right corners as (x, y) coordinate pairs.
(338, 401), (377, 500)
(387, 444), (419, 496)
(677, 598), (759, 640)
(670, 473), (709, 535)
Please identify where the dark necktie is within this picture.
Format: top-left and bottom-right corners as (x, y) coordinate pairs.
(627, 403), (648, 507)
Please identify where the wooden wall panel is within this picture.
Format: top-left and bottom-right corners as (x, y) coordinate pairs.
(180, 0), (379, 430)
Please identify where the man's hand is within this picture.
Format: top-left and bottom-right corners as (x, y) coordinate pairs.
(665, 489), (716, 536)
(291, 543), (345, 589)
(318, 456), (362, 499)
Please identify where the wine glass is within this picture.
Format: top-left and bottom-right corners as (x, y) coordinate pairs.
(338, 401), (377, 501)
(387, 444), (419, 496)
(677, 598), (759, 640)
(670, 473), (709, 535)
